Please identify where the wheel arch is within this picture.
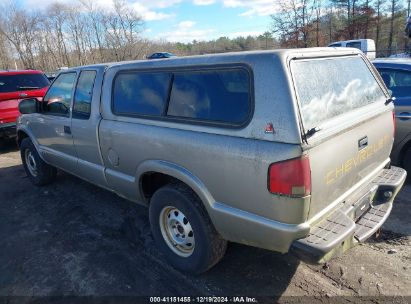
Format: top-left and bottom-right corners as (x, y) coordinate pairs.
(137, 160), (215, 212)
(17, 129), (29, 147)
(17, 127), (39, 150)
(16, 127), (48, 162)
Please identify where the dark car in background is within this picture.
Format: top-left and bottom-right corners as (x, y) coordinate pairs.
(0, 70), (49, 139)
(373, 59), (411, 173)
(146, 52), (177, 59)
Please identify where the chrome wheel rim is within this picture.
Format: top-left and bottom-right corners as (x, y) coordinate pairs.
(25, 149), (38, 177)
(159, 206), (195, 257)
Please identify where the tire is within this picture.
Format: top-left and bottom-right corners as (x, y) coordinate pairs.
(403, 147), (411, 178)
(20, 137), (56, 186)
(149, 183), (227, 274)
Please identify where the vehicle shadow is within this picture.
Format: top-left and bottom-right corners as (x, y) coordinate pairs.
(0, 138), (18, 154)
(199, 244), (300, 298)
(368, 229), (409, 245)
(381, 181), (411, 237)
(0, 167), (299, 299)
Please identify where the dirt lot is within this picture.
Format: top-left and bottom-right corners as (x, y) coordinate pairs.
(0, 139), (410, 303)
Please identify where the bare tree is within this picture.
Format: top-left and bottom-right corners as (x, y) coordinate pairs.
(271, 0), (315, 48)
(66, 5), (88, 66)
(46, 3), (71, 67)
(326, 4), (334, 43)
(314, 0), (322, 46)
(101, 0), (144, 61)
(0, 32), (12, 69)
(374, 0), (383, 51)
(387, 0), (402, 55)
(0, 4), (40, 68)
(2, 0), (411, 71)
(79, 0), (106, 62)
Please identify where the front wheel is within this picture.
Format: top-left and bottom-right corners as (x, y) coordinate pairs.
(20, 138), (56, 186)
(149, 183), (227, 274)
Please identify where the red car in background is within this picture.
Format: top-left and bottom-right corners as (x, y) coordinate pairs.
(0, 70), (49, 139)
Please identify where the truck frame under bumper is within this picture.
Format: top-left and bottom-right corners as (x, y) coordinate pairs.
(291, 166), (407, 264)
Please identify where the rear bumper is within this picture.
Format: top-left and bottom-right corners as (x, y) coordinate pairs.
(0, 122), (16, 138)
(290, 166), (407, 264)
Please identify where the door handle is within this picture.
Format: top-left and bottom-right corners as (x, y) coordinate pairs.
(64, 126), (71, 134)
(358, 136), (368, 150)
(396, 112), (411, 120)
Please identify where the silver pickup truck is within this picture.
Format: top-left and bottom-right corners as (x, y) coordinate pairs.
(17, 48), (407, 274)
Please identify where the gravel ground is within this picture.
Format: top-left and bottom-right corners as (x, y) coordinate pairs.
(0, 139), (410, 303)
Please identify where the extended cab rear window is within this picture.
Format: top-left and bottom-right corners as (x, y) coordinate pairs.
(0, 73), (49, 93)
(291, 56), (386, 131)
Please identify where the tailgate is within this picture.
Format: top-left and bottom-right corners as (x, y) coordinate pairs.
(306, 110), (393, 218)
(290, 55), (394, 220)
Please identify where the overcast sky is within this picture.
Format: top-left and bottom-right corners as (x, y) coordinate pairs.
(17, 0), (275, 42)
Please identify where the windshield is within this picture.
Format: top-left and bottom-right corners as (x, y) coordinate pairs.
(0, 73), (50, 93)
(291, 56), (386, 131)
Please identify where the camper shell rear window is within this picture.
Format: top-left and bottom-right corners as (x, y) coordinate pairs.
(291, 56), (386, 131)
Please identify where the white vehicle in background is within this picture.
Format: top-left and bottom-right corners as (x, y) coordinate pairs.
(328, 39), (376, 60)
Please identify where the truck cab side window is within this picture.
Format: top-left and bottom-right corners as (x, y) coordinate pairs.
(346, 41), (362, 50)
(43, 72), (76, 116)
(73, 70), (97, 119)
(113, 72), (171, 116)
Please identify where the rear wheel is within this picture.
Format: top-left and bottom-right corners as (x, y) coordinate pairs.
(159, 206), (196, 258)
(20, 138), (56, 186)
(403, 147), (411, 179)
(149, 183), (227, 274)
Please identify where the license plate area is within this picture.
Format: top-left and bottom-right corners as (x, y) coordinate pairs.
(354, 186), (377, 221)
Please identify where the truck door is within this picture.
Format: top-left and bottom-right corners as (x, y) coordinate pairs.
(70, 69), (108, 188)
(378, 68), (411, 144)
(29, 72), (78, 172)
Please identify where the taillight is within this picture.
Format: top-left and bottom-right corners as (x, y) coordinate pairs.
(392, 111), (396, 137)
(268, 156), (311, 197)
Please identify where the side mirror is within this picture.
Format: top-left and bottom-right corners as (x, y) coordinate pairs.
(47, 96), (69, 114)
(19, 98), (40, 114)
